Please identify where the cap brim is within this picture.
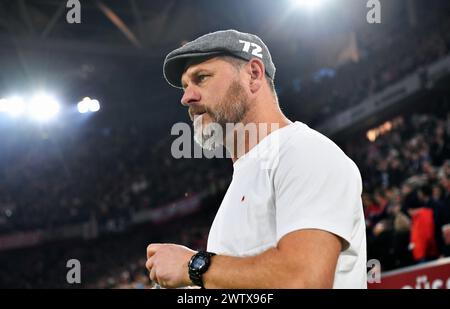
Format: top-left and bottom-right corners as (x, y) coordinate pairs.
(163, 51), (225, 88)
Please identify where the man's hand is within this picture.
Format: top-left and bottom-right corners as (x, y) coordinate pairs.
(146, 243), (197, 288)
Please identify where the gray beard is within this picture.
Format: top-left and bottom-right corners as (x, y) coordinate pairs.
(193, 115), (224, 151)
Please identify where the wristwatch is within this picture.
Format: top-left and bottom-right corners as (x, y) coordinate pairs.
(188, 251), (216, 288)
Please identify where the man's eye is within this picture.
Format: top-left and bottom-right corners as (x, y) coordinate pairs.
(198, 75), (209, 83)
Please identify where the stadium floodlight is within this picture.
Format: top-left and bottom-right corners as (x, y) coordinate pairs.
(3, 96), (26, 117)
(292, 0), (326, 11)
(28, 93), (60, 122)
(77, 97), (90, 113)
(78, 97), (100, 113)
(0, 98), (7, 113)
(89, 99), (100, 112)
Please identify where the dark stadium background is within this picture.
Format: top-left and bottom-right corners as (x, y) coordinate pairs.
(0, 0), (449, 288)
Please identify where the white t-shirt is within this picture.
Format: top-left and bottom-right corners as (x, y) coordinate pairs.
(207, 121), (367, 289)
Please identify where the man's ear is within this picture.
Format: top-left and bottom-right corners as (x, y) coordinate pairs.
(246, 58), (265, 94)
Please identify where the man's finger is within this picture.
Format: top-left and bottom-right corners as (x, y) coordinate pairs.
(145, 258), (153, 271)
(149, 265), (157, 282)
(147, 243), (162, 258)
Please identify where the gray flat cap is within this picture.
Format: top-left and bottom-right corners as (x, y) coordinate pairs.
(163, 29), (276, 88)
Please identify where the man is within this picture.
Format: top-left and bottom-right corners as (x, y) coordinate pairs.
(146, 29), (367, 289)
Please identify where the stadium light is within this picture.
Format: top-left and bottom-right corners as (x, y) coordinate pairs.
(77, 98), (89, 113)
(28, 93), (60, 122)
(89, 99), (100, 112)
(78, 97), (100, 113)
(0, 98), (7, 113)
(2, 96), (26, 117)
(292, 0), (327, 11)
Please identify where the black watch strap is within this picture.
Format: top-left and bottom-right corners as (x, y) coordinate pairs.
(188, 251), (216, 288)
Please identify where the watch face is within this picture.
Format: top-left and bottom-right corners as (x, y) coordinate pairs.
(192, 256), (206, 270)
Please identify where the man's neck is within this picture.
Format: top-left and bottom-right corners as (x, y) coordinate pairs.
(225, 107), (292, 164)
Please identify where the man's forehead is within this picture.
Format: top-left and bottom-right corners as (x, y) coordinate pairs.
(181, 57), (225, 85)
(183, 57), (221, 75)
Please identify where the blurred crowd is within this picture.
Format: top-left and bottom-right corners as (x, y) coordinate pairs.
(0, 123), (231, 233)
(346, 107), (450, 270)
(281, 10), (450, 126)
(0, 189), (222, 288)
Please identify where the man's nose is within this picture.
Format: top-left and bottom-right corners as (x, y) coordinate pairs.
(181, 87), (201, 106)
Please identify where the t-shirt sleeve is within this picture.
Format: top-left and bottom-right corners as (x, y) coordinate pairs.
(273, 131), (362, 250)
